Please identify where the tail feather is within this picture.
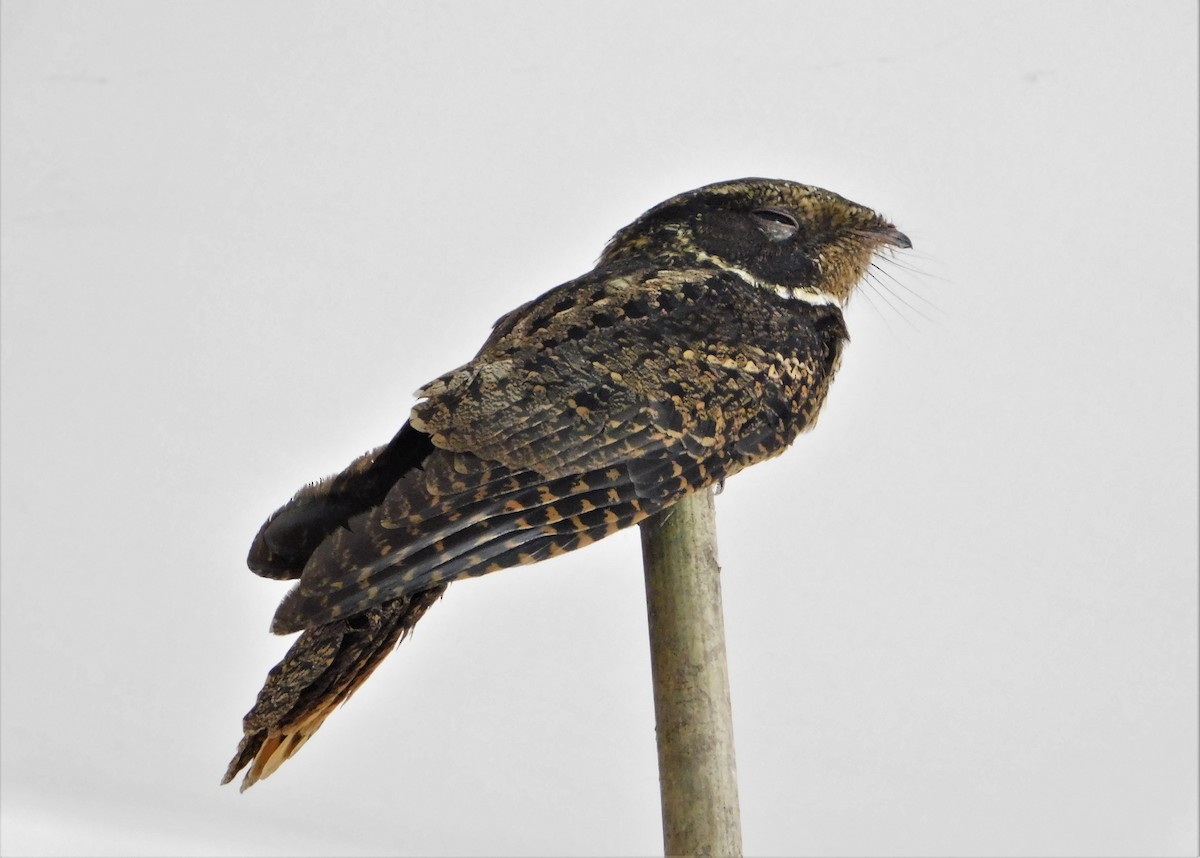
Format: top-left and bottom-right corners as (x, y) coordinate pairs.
(223, 587), (444, 791)
(229, 417), (716, 787)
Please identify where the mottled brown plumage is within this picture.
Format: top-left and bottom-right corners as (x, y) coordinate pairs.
(224, 178), (909, 790)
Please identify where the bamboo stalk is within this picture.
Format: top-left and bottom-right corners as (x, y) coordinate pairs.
(640, 488), (742, 857)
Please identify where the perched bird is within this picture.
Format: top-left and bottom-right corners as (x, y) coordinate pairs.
(223, 177), (910, 790)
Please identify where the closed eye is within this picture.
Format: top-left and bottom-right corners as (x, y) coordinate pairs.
(752, 207), (800, 240)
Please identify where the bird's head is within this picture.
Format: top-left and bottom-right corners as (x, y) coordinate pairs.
(600, 177), (910, 307)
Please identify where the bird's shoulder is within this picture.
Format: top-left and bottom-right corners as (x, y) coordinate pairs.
(478, 261), (726, 353)
(412, 261), (761, 429)
(408, 259), (838, 477)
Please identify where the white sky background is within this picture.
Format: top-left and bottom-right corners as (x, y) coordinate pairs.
(1, 2), (1197, 856)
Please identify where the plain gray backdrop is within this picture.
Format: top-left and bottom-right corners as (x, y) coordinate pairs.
(2, 2), (1197, 856)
